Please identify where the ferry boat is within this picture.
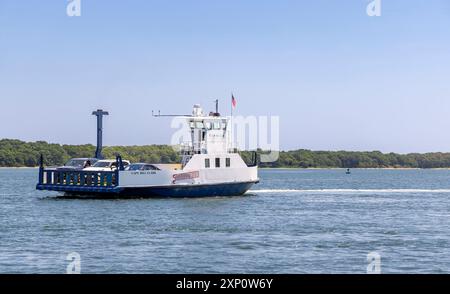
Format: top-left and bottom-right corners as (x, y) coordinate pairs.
(36, 104), (259, 198)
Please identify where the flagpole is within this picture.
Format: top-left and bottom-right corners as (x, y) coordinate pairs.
(230, 93), (233, 152)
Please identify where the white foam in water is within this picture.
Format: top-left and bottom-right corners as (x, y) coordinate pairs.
(248, 189), (450, 194)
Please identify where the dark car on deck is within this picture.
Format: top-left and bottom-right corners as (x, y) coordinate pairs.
(56, 158), (99, 171)
(125, 163), (160, 171)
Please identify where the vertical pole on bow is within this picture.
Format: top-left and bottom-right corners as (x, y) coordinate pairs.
(92, 109), (109, 159)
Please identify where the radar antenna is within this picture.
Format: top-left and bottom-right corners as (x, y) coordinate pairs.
(152, 110), (192, 117)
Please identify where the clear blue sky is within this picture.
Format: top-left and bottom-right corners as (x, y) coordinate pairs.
(1, 0), (450, 153)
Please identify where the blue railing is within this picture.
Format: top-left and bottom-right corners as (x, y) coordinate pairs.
(36, 155), (124, 194)
(39, 169), (118, 187)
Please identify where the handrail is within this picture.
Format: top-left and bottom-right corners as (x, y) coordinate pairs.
(39, 169), (117, 187)
(37, 154), (121, 188)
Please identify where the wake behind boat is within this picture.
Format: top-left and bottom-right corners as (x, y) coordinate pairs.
(36, 104), (259, 198)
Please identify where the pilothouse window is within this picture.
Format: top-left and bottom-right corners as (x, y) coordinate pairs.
(226, 158), (231, 167)
(205, 158), (210, 168)
(215, 158), (220, 168)
(196, 122), (204, 128)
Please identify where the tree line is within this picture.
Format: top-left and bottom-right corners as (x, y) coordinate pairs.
(2, 139), (450, 169)
(0, 139), (179, 167)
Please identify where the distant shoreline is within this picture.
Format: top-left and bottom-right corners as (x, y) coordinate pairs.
(261, 167), (450, 170)
(3, 139), (450, 169)
(0, 166), (39, 169)
(2, 166), (450, 170)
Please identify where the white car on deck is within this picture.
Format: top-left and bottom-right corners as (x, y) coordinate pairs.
(83, 159), (130, 172)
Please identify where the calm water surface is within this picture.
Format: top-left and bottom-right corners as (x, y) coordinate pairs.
(1, 168), (450, 273)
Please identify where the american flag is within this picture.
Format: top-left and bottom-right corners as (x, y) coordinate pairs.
(231, 95), (237, 109)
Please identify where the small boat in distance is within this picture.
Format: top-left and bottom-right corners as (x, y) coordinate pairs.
(346, 168), (351, 175)
(36, 104), (259, 198)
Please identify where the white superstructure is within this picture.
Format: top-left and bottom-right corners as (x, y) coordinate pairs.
(119, 105), (259, 191)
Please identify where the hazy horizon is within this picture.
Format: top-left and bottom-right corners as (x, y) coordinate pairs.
(1, 1), (450, 153)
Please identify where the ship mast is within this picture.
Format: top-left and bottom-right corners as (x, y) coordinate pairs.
(92, 109), (109, 159)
